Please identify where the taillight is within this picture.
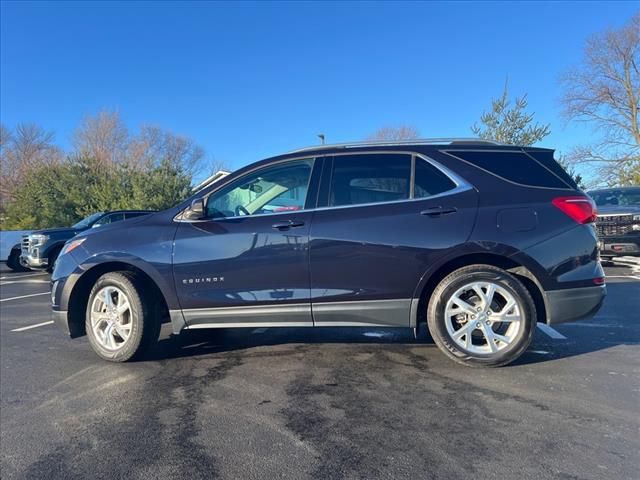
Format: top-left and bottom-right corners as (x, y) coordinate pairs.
(552, 196), (597, 224)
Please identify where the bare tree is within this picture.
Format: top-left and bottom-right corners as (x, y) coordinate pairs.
(560, 13), (639, 186)
(366, 125), (420, 141)
(0, 123), (62, 207)
(129, 125), (206, 175)
(72, 112), (207, 177)
(72, 110), (129, 166)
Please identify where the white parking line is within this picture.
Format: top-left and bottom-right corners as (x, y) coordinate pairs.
(607, 275), (640, 281)
(0, 279), (50, 286)
(0, 292), (50, 303)
(11, 321), (54, 332)
(537, 323), (567, 340)
(0, 273), (47, 280)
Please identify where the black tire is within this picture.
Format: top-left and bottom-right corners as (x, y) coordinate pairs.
(85, 272), (160, 362)
(427, 264), (536, 368)
(7, 250), (29, 272)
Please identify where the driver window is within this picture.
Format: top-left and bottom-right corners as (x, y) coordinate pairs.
(206, 159), (314, 219)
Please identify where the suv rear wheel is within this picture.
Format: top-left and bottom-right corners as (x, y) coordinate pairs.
(85, 272), (160, 362)
(427, 265), (536, 367)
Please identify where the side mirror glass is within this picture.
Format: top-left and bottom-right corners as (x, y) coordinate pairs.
(184, 198), (205, 220)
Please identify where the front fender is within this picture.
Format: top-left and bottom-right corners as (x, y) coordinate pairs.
(54, 250), (179, 313)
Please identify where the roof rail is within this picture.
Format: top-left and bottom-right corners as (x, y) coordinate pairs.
(287, 138), (503, 154)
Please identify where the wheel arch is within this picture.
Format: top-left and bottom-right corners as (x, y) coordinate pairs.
(411, 252), (548, 330)
(43, 241), (65, 259)
(67, 261), (170, 338)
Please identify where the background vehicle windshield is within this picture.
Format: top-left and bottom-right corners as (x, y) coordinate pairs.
(72, 212), (105, 229)
(590, 189), (640, 207)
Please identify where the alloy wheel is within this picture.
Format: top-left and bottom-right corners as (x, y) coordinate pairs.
(444, 281), (522, 355)
(90, 286), (133, 351)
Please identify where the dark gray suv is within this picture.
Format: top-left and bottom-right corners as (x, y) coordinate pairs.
(51, 139), (606, 367)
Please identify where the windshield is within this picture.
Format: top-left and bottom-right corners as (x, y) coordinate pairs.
(590, 189), (640, 207)
(72, 212), (105, 229)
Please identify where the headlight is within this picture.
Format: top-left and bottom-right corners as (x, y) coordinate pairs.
(61, 237), (86, 255)
(29, 234), (49, 246)
(633, 215), (640, 222)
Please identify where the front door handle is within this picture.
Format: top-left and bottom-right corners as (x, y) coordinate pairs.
(420, 206), (457, 217)
(272, 220), (305, 230)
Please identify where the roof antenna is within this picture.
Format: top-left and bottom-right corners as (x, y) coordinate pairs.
(317, 133), (325, 145)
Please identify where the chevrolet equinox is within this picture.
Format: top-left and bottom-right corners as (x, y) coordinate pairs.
(51, 139), (606, 367)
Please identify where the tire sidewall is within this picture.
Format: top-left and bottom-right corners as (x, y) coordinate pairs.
(8, 250), (28, 272)
(427, 266), (536, 367)
(85, 273), (146, 362)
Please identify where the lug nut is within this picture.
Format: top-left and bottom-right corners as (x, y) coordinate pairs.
(487, 311), (492, 315)
(476, 307), (482, 312)
(471, 315), (475, 319)
(476, 322), (481, 328)
(486, 320), (491, 325)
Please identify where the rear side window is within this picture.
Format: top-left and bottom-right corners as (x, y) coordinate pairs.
(125, 212), (148, 220)
(329, 154), (411, 207)
(525, 150), (578, 189)
(447, 150), (570, 189)
(414, 159), (457, 198)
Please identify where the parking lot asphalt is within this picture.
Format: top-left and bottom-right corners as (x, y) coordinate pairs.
(1, 263), (639, 480)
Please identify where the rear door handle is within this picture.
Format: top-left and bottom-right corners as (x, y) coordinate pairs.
(420, 206), (457, 217)
(272, 220), (305, 230)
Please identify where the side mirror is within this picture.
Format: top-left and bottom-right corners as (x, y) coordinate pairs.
(184, 198), (206, 220)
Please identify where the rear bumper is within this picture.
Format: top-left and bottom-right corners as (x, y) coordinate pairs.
(544, 285), (606, 325)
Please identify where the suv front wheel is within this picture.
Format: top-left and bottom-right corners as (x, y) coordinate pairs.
(427, 265), (536, 367)
(85, 272), (160, 362)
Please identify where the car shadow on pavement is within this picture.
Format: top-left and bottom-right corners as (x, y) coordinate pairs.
(146, 277), (639, 365)
(148, 326), (429, 361)
(146, 319), (636, 367)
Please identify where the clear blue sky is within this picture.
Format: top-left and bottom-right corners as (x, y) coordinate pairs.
(1, 1), (636, 180)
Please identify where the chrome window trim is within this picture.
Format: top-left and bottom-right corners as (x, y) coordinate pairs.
(175, 150), (472, 222)
(312, 184), (471, 213)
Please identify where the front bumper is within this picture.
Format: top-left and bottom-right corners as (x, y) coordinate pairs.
(20, 253), (48, 269)
(598, 235), (640, 257)
(544, 285), (606, 325)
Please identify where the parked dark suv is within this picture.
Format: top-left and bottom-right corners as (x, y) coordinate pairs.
(20, 210), (155, 272)
(51, 139), (606, 367)
(589, 187), (640, 259)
